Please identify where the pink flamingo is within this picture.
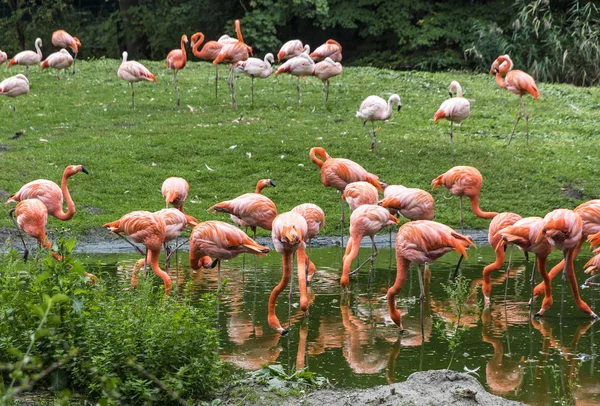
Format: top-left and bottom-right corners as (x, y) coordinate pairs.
(41, 49), (73, 83)
(343, 181), (379, 212)
(291, 203), (325, 283)
(433, 81), (471, 154)
(356, 94), (402, 157)
(0, 74), (30, 135)
(275, 48), (315, 106)
(9, 38), (42, 78)
(310, 39), (342, 62)
(341, 205), (398, 289)
(277, 40), (306, 62)
(0, 51), (7, 65)
(235, 53), (274, 104)
(312, 57), (342, 106)
(7, 164), (88, 221)
(166, 34), (188, 110)
(117, 51), (157, 111)
(491, 54), (540, 146)
(51, 30), (80, 74)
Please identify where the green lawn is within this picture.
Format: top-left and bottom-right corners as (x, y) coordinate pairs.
(1, 58), (600, 237)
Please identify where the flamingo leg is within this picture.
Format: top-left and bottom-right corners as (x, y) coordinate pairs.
(12, 103), (17, 136)
(450, 120), (455, 157)
(143, 249), (148, 276)
(72, 52), (77, 75)
(251, 76), (254, 105)
(215, 64), (219, 99)
(218, 260), (221, 290)
(252, 227), (258, 277)
(326, 79), (330, 104)
(296, 76), (301, 106)
(450, 254), (464, 281)
(113, 232), (146, 256)
(25, 65), (29, 79)
(522, 97), (530, 148)
(350, 236), (379, 276)
(507, 96), (523, 146)
(131, 82), (135, 111)
(340, 195), (345, 253)
(417, 264), (425, 339)
(8, 209), (29, 261)
(164, 241), (170, 272)
(227, 65), (237, 109)
(371, 121), (378, 158)
(503, 245), (514, 304)
(529, 258), (537, 318)
(459, 196), (464, 233)
(564, 249), (598, 319)
(174, 69), (180, 112)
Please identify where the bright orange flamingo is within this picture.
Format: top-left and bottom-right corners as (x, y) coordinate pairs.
(166, 34), (188, 110)
(496, 217), (554, 316)
(275, 49), (315, 106)
(117, 51), (156, 111)
(433, 81), (471, 155)
(161, 176), (192, 213)
(343, 181), (379, 212)
(189, 220), (269, 288)
(9, 38), (42, 78)
(532, 199), (600, 300)
(341, 205), (398, 290)
(190, 32), (221, 98)
(491, 54), (540, 146)
(481, 212), (522, 303)
(52, 30), (80, 74)
(41, 49), (73, 84)
(7, 165), (88, 221)
(535, 209), (598, 319)
(213, 20), (251, 109)
(291, 203), (325, 283)
(312, 57), (342, 106)
(104, 210), (172, 295)
(268, 211), (310, 335)
(155, 208), (196, 270)
(0, 73), (30, 135)
(228, 179), (276, 231)
(388, 220), (475, 331)
(310, 39), (342, 62)
(431, 166), (498, 231)
(310, 146), (384, 246)
(356, 94), (402, 157)
(277, 40), (306, 62)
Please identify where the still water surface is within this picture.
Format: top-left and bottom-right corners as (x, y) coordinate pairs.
(86, 244), (599, 405)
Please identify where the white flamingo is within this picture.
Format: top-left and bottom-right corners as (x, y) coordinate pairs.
(0, 74), (30, 135)
(275, 48), (314, 106)
(235, 53), (275, 104)
(433, 81), (471, 155)
(9, 38), (43, 78)
(356, 94), (402, 157)
(117, 51), (157, 110)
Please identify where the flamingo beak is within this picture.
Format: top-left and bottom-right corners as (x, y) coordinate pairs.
(81, 165), (89, 175)
(270, 180), (276, 187)
(448, 91), (453, 97)
(397, 105), (402, 112)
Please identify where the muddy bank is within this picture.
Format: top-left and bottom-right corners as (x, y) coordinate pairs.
(0, 227), (490, 254)
(229, 370), (524, 406)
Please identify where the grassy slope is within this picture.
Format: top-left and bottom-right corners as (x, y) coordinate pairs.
(1, 58), (600, 237)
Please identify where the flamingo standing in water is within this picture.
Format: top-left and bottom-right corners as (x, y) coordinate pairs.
(490, 54), (540, 146)
(7, 165), (88, 221)
(213, 20), (251, 109)
(356, 94), (402, 157)
(117, 51), (156, 111)
(431, 166), (498, 231)
(154, 208), (196, 271)
(480, 212), (522, 303)
(309, 147), (384, 247)
(535, 209), (598, 319)
(275, 47), (314, 106)
(0, 74), (30, 136)
(189, 220), (269, 288)
(433, 81), (470, 155)
(0, 51), (8, 65)
(9, 38), (42, 78)
(388, 220), (475, 331)
(291, 203), (325, 283)
(268, 211), (310, 335)
(161, 177), (192, 212)
(235, 53), (275, 104)
(312, 57), (342, 106)
(310, 39), (342, 62)
(277, 40), (305, 62)
(166, 34), (188, 110)
(104, 211), (172, 295)
(41, 49), (73, 83)
(341, 205), (398, 290)
(51, 30), (80, 74)
(227, 179), (276, 232)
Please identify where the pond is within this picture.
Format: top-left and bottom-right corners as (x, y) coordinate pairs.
(85, 242), (599, 405)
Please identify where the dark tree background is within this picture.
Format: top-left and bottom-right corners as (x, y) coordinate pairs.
(1, 0), (599, 85)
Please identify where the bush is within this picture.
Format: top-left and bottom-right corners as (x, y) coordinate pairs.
(0, 238), (225, 405)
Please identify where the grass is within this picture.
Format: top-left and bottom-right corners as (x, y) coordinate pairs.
(1, 57), (600, 238)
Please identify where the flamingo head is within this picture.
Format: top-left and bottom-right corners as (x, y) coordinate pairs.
(490, 55), (513, 75)
(265, 53), (275, 64)
(66, 165), (89, 176)
(196, 256), (213, 269)
(390, 94), (402, 111)
(182, 34), (189, 44)
(282, 225), (303, 245)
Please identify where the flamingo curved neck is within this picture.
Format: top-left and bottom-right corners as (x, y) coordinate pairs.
(35, 41), (42, 58)
(495, 73), (506, 89)
(387, 98), (394, 118)
(56, 170), (76, 220)
(451, 82), (463, 97)
(180, 38), (187, 61)
(191, 34), (204, 58)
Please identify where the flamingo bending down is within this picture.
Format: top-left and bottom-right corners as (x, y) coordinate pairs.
(191, 32), (222, 98)
(161, 176), (192, 213)
(431, 166), (498, 231)
(480, 212), (522, 303)
(9, 38), (42, 78)
(388, 220), (475, 331)
(212, 20), (251, 109)
(41, 49), (73, 83)
(275, 47), (314, 106)
(356, 94), (401, 158)
(268, 212), (310, 335)
(310, 147), (384, 247)
(291, 203), (325, 283)
(189, 220), (269, 288)
(104, 211), (171, 295)
(0, 51), (8, 65)
(117, 51), (157, 111)
(341, 205), (398, 289)
(491, 54), (540, 146)
(343, 181), (379, 212)
(535, 209), (598, 319)
(166, 34), (188, 110)
(0, 74), (30, 135)
(433, 81), (470, 155)
(312, 57), (342, 106)
(154, 208), (196, 270)
(277, 40), (305, 62)
(7, 165), (88, 221)
(235, 53), (275, 104)
(52, 30), (80, 74)
(310, 39), (342, 62)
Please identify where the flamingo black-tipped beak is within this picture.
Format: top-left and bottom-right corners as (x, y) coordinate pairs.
(448, 91), (453, 97)
(397, 105), (402, 112)
(81, 165), (89, 175)
(281, 329), (289, 336)
(270, 180), (276, 187)
(210, 258), (220, 269)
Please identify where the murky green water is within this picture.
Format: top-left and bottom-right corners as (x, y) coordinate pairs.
(85, 244), (599, 405)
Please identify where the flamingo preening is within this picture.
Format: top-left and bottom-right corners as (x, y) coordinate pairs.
(0, 74), (30, 135)
(433, 81), (471, 155)
(9, 38), (42, 78)
(166, 34), (188, 110)
(117, 51), (157, 111)
(52, 30), (80, 74)
(310, 39), (342, 62)
(356, 94), (401, 157)
(41, 49), (74, 84)
(277, 40), (305, 62)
